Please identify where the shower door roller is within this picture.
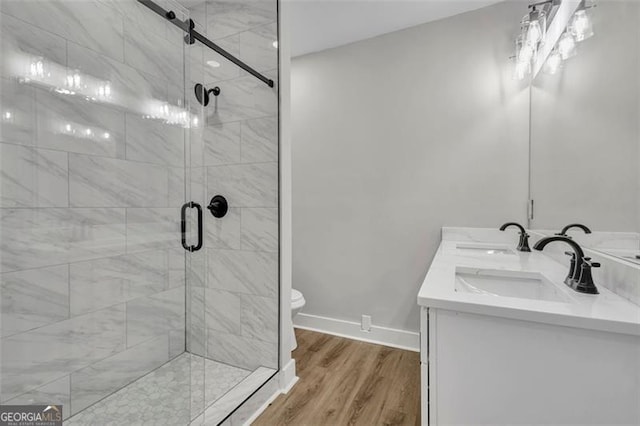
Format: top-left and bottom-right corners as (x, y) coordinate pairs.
(180, 202), (203, 252)
(207, 195), (228, 218)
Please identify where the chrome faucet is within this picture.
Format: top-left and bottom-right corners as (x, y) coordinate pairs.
(499, 222), (531, 252)
(556, 223), (592, 237)
(533, 235), (600, 294)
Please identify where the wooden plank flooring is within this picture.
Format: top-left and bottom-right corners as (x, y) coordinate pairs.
(253, 329), (420, 426)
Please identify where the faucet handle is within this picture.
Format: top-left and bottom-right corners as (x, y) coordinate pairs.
(517, 232), (531, 252)
(582, 257), (601, 268)
(574, 257), (600, 294)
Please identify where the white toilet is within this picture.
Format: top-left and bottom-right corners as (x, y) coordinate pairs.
(290, 289), (306, 350)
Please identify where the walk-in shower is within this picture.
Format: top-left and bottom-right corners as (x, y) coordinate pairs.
(0, 0), (280, 423)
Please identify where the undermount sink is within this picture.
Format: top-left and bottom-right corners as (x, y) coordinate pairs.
(455, 243), (515, 256)
(455, 267), (570, 303)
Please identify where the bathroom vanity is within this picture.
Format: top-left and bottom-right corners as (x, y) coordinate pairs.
(418, 228), (640, 425)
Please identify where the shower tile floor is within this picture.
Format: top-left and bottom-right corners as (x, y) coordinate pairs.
(66, 354), (252, 425)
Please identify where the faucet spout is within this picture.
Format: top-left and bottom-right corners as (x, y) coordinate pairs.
(499, 222), (526, 233)
(533, 235), (588, 286)
(557, 223), (592, 236)
(499, 222), (531, 252)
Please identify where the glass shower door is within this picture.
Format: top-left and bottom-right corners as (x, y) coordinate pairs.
(183, 0), (281, 421)
(0, 0), (200, 423)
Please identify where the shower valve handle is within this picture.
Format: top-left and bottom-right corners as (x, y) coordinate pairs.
(208, 195), (228, 218)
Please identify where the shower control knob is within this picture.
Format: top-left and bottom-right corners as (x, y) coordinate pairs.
(207, 195), (228, 218)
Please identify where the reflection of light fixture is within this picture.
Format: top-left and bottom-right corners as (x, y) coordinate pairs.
(544, 49), (563, 74)
(11, 49), (196, 129)
(558, 31), (577, 59)
(30, 59), (45, 78)
(66, 72), (82, 89)
(85, 128), (92, 136)
(272, 41), (278, 48)
(103, 132), (110, 139)
(97, 83), (111, 98)
(570, 8), (594, 42)
(206, 60), (221, 68)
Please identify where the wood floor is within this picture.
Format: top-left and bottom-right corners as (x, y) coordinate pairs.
(253, 329), (420, 426)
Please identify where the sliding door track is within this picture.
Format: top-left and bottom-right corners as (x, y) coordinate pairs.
(137, 0), (275, 88)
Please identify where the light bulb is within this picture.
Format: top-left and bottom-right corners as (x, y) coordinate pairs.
(544, 50), (562, 75)
(522, 9), (546, 47)
(513, 60), (530, 81)
(558, 32), (577, 60)
(570, 9), (594, 42)
(519, 43), (534, 63)
(103, 132), (110, 140)
(4, 111), (12, 120)
(526, 20), (542, 45)
(272, 41), (278, 48)
(206, 60), (221, 68)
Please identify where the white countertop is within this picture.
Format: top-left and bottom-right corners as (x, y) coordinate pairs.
(417, 229), (640, 336)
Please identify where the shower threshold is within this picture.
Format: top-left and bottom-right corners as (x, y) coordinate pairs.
(65, 353), (274, 425)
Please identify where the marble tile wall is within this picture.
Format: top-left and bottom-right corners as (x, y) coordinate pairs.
(0, 0), (190, 419)
(185, 0), (279, 372)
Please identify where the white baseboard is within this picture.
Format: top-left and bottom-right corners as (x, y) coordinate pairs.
(279, 359), (299, 394)
(294, 313), (419, 352)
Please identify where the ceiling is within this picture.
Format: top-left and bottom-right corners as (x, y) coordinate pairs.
(290, 0), (503, 57)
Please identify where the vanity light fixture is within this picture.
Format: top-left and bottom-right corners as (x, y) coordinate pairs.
(512, 0), (595, 80)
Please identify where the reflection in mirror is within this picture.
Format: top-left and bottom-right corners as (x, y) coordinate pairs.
(529, 0), (640, 264)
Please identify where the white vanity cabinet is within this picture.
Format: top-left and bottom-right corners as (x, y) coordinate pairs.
(418, 228), (640, 425)
(420, 306), (640, 425)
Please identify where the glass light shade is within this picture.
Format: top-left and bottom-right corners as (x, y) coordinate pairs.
(516, 35), (535, 63)
(543, 50), (563, 75)
(558, 32), (577, 60)
(522, 9), (546, 47)
(570, 9), (594, 42)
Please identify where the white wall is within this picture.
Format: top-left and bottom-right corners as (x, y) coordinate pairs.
(291, 1), (530, 333)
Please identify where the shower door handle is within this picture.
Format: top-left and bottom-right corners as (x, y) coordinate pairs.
(181, 202), (203, 252)
(192, 202), (203, 252)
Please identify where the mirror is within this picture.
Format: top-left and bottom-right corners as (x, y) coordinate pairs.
(529, 0), (640, 264)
